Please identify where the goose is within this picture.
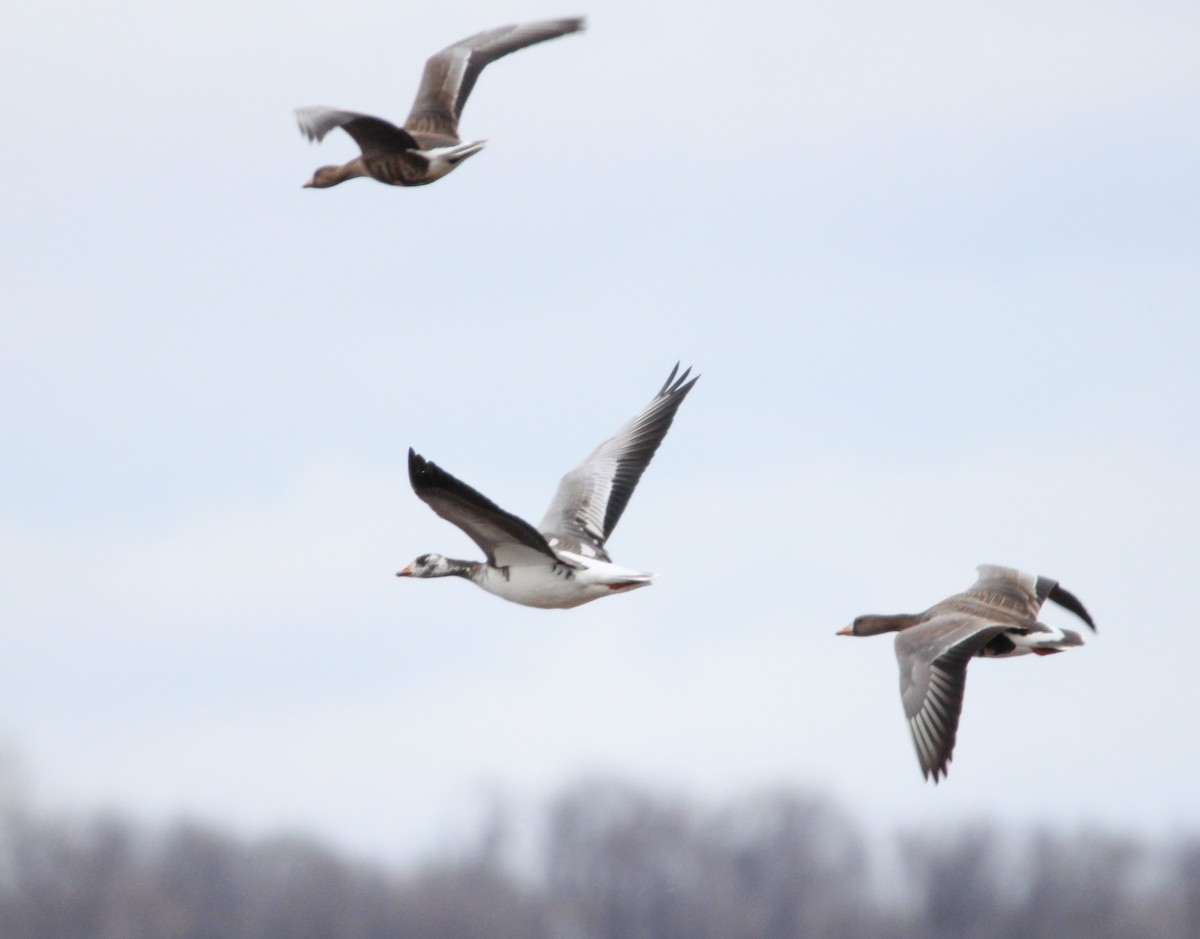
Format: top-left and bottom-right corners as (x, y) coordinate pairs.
(837, 565), (1096, 782)
(295, 17), (585, 188)
(398, 364), (698, 608)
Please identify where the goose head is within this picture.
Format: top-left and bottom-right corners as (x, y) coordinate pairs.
(397, 553), (459, 578)
(837, 614), (917, 637)
(303, 165), (353, 188)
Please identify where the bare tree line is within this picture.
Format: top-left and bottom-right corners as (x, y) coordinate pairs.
(1, 778), (1197, 939)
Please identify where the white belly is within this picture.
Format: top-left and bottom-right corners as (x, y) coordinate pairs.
(475, 557), (655, 609)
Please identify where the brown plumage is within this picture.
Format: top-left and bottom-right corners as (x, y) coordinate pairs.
(295, 17), (585, 188)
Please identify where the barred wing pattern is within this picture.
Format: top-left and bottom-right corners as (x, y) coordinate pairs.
(896, 616), (1007, 781)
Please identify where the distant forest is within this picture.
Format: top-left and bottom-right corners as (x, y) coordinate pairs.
(1, 777), (1197, 939)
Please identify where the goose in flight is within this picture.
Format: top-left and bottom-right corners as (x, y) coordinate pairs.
(837, 565), (1096, 782)
(295, 17), (585, 188)
(398, 364), (698, 609)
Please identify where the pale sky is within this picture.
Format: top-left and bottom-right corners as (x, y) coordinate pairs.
(2, 0), (1198, 860)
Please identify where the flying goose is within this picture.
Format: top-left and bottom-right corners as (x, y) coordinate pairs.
(295, 17), (585, 188)
(398, 364), (698, 609)
(837, 565), (1096, 782)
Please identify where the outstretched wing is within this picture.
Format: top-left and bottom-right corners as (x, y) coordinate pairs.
(958, 565), (1044, 621)
(965, 564), (1096, 632)
(538, 364), (698, 559)
(404, 17), (585, 139)
(896, 615), (1009, 782)
(408, 449), (563, 569)
(1044, 581), (1096, 632)
(295, 107), (419, 153)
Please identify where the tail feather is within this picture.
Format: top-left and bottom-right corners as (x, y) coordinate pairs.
(606, 579), (654, 592)
(1031, 626), (1085, 652)
(602, 571), (656, 592)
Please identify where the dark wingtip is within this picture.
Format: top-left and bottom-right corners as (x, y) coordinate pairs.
(408, 448), (431, 489)
(659, 362), (680, 393)
(659, 361), (700, 397)
(1048, 583), (1097, 632)
(919, 744), (952, 783)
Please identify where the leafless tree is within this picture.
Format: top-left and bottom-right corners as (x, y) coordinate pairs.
(0, 776), (1196, 939)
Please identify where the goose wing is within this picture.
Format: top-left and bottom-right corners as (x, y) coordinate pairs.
(895, 615), (1009, 782)
(961, 565), (1096, 631)
(538, 364), (698, 560)
(408, 449), (564, 569)
(1040, 579), (1096, 631)
(404, 17), (585, 140)
(295, 107), (419, 153)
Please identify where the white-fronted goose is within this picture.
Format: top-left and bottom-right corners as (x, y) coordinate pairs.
(837, 565), (1096, 782)
(295, 17), (585, 188)
(398, 364), (698, 609)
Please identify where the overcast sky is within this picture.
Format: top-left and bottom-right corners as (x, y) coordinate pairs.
(2, 0), (1198, 861)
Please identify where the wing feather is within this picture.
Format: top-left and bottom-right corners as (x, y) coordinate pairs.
(408, 449), (561, 568)
(954, 565), (1096, 632)
(404, 18), (585, 139)
(896, 616), (1008, 782)
(538, 364), (698, 558)
(295, 107), (419, 153)
(1047, 582), (1097, 631)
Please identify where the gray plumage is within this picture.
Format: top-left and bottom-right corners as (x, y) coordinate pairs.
(538, 363), (699, 560)
(841, 565), (1096, 782)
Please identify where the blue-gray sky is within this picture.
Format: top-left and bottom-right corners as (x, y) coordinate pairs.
(2, 0), (1198, 859)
